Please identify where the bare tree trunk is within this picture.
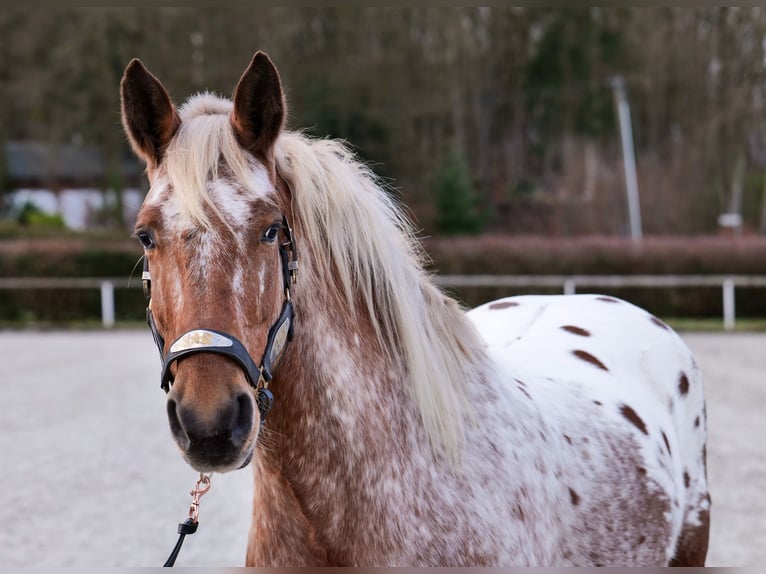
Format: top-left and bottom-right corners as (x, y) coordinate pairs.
(583, 140), (597, 202)
(759, 175), (766, 235)
(729, 152), (745, 237)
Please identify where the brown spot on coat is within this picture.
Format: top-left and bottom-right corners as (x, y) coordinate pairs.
(596, 296), (619, 303)
(694, 416), (700, 428)
(669, 501), (710, 566)
(516, 382), (532, 400)
(563, 434), (573, 445)
(568, 487), (580, 506)
(620, 404), (649, 435)
(684, 471), (691, 489)
(593, 400), (603, 406)
(561, 325), (591, 337)
(589, 551), (604, 566)
(679, 372), (690, 396)
(489, 301), (519, 310)
(661, 431), (672, 455)
(572, 350), (609, 371)
(650, 316), (670, 330)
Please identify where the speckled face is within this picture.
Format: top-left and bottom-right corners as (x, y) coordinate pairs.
(135, 167), (288, 471)
(122, 52), (290, 473)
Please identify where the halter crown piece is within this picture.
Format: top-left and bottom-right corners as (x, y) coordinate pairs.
(142, 215), (298, 426)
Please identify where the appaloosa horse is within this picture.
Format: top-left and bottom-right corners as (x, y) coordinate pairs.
(121, 51), (710, 566)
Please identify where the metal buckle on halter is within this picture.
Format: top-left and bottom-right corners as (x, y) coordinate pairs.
(142, 256), (152, 300)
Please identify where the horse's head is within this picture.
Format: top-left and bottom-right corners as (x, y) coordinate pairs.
(121, 52), (293, 472)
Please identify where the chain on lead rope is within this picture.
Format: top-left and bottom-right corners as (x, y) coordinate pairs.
(163, 473), (211, 567)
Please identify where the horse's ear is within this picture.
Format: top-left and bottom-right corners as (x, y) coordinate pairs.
(231, 51), (286, 156)
(120, 58), (180, 169)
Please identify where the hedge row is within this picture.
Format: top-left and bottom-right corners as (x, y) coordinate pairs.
(423, 235), (766, 275)
(0, 238), (142, 277)
(0, 238), (146, 323)
(424, 235), (766, 317)
(1, 235), (765, 322)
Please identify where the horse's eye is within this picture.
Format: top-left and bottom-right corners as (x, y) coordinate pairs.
(262, 224), (280, 244)
(137, 230), (155, 250)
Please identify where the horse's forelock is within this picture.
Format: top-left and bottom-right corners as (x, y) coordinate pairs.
(162, 93), (276, 234)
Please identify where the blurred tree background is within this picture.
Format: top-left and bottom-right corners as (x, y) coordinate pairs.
(3, 6), (766, 237)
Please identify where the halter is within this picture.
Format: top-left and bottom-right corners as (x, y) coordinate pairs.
(142, 215), (298, 426)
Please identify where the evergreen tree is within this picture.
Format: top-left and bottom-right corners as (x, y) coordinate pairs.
(433, 153), (484, 235)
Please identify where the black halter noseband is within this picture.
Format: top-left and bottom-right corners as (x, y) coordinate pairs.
(142, 215), (298, 425)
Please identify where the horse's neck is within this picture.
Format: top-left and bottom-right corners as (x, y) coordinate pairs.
(251, 286), (426, 563)
(267, 287), (420, 465)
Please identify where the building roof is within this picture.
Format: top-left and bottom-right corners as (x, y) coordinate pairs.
(4, 141), (142, 184)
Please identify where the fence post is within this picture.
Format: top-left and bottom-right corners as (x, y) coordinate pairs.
(722, 277), (735, 331)
(100, 281), (115, 328)
(564, 278), (576, 295)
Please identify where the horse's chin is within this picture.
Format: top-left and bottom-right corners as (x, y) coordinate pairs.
(182, 444), (255, 474)
(237, 448), (254, 469)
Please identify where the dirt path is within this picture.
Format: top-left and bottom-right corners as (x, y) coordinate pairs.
(682, 333), (766, 566)
(0, 330), (760, 566)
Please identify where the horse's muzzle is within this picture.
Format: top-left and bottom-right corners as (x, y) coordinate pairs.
(166, 391), (256, 471)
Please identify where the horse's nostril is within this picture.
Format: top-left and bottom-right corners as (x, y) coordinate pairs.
(167, 398), (191, 451)
(168, 392), (254, 452)
(231, 393), (255, 448)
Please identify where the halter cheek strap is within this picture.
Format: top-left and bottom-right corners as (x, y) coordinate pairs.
(142, 216), (298, 426)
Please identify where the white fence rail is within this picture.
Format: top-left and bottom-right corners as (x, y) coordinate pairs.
(2, 275), (766, 330)
(0, 277), (134, 328)
(435, 274), (766, 331)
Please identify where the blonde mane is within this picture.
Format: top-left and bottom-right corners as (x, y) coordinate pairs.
(162, 93), (488, 459)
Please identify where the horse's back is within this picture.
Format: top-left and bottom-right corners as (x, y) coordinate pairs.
(468, 294), (709, 565)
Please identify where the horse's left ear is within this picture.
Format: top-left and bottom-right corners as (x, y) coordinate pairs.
(231, 51), (286, 156)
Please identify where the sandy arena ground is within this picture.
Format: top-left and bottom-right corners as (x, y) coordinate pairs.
(0, 330), (762, 566)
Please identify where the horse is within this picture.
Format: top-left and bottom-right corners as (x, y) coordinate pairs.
(120, 51), (710, 566)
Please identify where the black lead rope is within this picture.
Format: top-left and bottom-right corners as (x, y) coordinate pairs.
(163, 473), (211, 567)
(163, 519), (198, 567)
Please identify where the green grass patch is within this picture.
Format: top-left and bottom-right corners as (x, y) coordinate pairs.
(665, 317), (766, 332)
(0, 319), (148, 331)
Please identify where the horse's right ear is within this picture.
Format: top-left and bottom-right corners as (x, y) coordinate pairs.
(120, 59), (180, 169)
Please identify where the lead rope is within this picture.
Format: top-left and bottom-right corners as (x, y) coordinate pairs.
(163, 473), (211, 567)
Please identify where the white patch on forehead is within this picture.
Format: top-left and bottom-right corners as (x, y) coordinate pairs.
(209, 162), (275, 230)
(141, 175), (185, 232)
(244, 162), (275, 199)
(142, 177), (169, 212)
